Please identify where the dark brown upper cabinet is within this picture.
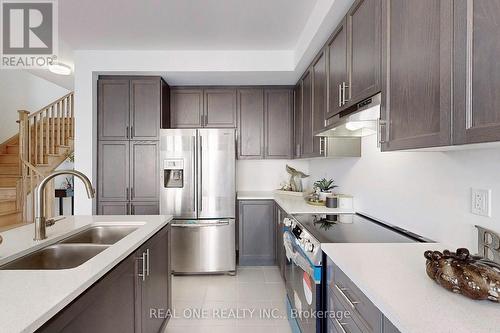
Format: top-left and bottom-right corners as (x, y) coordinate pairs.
(380, 0), (453, 151)
(294, 83), (303, 158)
(453, 0), (500, 145)
(204, 88), (237, 128)
(98, 77), (166, 141)
(298, 69), (325, 158)
(130, 79), (161, 140)
(346, 0), (382, 105)
(301, 69), (314, 157)
(237, 88), (264, 159)
(326, 20), (348, 118)
(170, 88), (237, 128)
(170, 89), (204, 128)
(237, 87), (293, 160)
(312, 50), (327, 135)
(98, 79), (130, 141)
(264, 89), (293, 159)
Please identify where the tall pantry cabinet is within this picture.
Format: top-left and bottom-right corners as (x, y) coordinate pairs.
(97, 76), (169, 215)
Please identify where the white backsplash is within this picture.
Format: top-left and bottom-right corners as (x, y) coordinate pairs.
(236, 159), (310, 192)
(309, 135), (500, 250)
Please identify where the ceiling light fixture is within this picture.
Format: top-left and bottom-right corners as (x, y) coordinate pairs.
(48, 62), (72, 75)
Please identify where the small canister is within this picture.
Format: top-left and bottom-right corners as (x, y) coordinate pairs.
(325, 196), (338, 208)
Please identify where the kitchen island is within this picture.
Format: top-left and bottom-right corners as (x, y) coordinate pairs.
(323, 243), (500, 333)
(0, 215), (172, 333)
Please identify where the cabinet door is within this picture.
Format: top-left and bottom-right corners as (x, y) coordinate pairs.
(264, 89), (293, 159)
(347, 0), (382, 104)
(98, 202), (129, 215)
(238, 200), (275, 265)
(204, 89), (237, 128)
(170, 89), (203, 128)
(301, 69), (314, 157)
(138, 225), (171, 333)
(37, 256), (136, 333)
(237, 89), (264, 159)
(130, 141), (159, 202)
(131, 202), (160, 215)
(454, 1), (500, 144)
(98, 141), (129, 202)
(294, 83), (303, 158)
(98, 79), (130, 141)
(381, 0), (453, 151)
(313, 50), (327, 134)
(327, 20), (348, 118)
(130, 79), (161, 140)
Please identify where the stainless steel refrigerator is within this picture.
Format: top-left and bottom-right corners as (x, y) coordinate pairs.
(159, 129), (236, 274)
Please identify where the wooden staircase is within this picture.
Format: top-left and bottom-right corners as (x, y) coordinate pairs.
(0, 92), (74, 229)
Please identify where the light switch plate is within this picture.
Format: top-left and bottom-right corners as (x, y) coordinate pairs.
(471, 188), (491, 217)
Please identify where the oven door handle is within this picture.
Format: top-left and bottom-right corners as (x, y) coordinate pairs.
(283, 231), (321, 284)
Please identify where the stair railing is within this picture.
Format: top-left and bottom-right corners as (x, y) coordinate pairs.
(17, 92), (74, 223)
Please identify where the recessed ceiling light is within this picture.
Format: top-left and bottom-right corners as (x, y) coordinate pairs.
(48, 63), (72, 75)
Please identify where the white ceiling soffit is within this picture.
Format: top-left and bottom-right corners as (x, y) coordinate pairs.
(44, 0), (355, 88)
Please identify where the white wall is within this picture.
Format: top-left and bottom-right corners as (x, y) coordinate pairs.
(0, 70), (69, 143)
(309, 135), (500, 249)
(237, 160), (310, 191)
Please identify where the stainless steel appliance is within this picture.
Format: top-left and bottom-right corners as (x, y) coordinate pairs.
(160, 129), (236, 274)
(282, 213), (426, 333)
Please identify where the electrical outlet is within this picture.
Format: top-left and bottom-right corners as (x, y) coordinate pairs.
(471, 189), (491, 217)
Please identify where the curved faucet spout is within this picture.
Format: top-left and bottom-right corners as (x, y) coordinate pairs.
(34, 170), (95, 240)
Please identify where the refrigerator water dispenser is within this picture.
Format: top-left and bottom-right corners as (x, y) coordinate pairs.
(163, 159), (184, 188)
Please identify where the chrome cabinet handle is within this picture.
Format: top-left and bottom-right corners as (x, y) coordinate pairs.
(334, 318), (348, 333)
(335, 284), (359, 309)
(338, 84), (343, 107)
(126, 188), (129, 200)
(378, 119), (387, 145)
(126, 126), (129, 139)
(146, 249), (150, 276)
(192, 136), (197, 210)
(138, 251), (147, 281)
(131, 187), (134, 200)
(131, 126), (134, 138)
(200, 114), (204, 127)
(296, 143), (301, 157)
(342, 82), (349, 105)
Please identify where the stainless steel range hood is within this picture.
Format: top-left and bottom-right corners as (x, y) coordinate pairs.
(317, 93), (381, 137)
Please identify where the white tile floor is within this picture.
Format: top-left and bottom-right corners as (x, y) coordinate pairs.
(163, 266), (292, 333)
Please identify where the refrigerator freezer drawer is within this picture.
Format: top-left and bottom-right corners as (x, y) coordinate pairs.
(171, 219), (236, 274)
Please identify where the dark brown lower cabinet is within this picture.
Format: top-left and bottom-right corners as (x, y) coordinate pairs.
(238, 200), (275, 266)
(37, 224), (171, 333)
(326, 257), (400, 333)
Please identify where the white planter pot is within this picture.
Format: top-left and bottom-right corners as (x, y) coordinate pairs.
(318, 192), (331, 201)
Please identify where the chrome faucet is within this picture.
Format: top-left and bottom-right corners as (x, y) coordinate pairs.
(34, 170), (95, 241)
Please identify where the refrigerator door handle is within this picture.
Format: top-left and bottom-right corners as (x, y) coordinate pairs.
(192, 135), (197, 213)
(198, 134), (203, 213)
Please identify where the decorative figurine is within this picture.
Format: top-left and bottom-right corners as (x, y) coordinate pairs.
(424, 248), (500, 302)
(285, 165), (309, 192)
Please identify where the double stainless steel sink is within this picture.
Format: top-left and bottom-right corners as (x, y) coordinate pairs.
(0, 226), (138, 270)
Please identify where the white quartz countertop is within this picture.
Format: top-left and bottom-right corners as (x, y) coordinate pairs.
(0, 215), (172, 333)
(237, 191), (355, 215)
(322, 243), (500, 333)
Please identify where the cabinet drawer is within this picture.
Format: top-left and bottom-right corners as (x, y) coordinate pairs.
(331, 266), (382, 332)
(327, 288), (363, 333)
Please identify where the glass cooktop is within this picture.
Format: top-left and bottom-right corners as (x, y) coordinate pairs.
(291, 214), (425, 244)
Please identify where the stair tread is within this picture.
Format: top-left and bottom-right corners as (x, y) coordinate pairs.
(0, 209), (20, 217)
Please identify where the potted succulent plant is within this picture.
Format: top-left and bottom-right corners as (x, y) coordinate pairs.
(313, 178), (338, 201)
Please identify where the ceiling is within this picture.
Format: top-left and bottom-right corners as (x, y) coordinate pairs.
(33, 0), (355, 89)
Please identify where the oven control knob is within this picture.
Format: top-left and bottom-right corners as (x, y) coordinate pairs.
(304, 240), (314, 252)
(283, 218), (292, 227)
